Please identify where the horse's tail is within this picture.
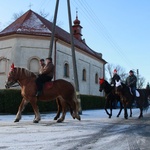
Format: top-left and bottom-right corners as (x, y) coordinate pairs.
(70, 88), (81, 120)
(143, 98), (149, 112)
(74, 91), (82, 114)
(141, 89), (149, 112)
(70, 82), (82, 114)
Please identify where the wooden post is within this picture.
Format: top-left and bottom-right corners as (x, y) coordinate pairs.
(48, 0), (59, 57)
(67, 0), (82, 114)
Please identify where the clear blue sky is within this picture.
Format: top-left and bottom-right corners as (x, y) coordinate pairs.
(0, 0), (150, 86)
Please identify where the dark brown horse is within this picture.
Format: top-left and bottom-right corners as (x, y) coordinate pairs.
(99, 78), (131, 118)
(5, 64), (81, 123)
(115, 80), (149, 119)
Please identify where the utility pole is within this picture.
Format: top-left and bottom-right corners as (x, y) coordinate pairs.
(48, 0), (59, 57)
(67, 0), (82, 114)
(48, 0), (82, 114)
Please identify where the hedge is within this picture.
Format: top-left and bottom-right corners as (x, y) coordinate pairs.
(0, 89), (105, 114)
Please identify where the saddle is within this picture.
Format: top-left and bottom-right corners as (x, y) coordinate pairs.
(43, 81), (53, 90)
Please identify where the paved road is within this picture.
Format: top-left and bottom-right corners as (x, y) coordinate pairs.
(0, 109), (149, 150)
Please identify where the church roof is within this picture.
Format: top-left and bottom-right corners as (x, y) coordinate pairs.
(0, 10), (106, 63)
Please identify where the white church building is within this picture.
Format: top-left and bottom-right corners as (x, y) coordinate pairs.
(0, 10), (107, 96)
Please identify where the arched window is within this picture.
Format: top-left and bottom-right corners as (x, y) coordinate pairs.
(29, 58), (39, 74)
(64, 63), (69, 77)
(95, 73), (98, 84)
(82, 69), (86, 81)
(0, 57), (7, 74)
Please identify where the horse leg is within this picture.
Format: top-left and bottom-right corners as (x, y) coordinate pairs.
(14, 98), (29, 122)
(109, 102), (112, 118)
(73, 97), (81, 121)
(129, 107), (132, 117)
(116, 102), (123, 117)
(54, 98), (62, 120)
(124, 106), (128, 119)
(138, 107), (143, 118)
(57, 97), (67, 123)
(69, 106), (74, 119)
(104, 100), (111, 118)
(30, 98), (41, 123)
(68, 96), (81, 121)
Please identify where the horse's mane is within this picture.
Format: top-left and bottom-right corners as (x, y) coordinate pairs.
(104, 80), (110, 85)
(103, 80), (112, 88)
(103, 79), (113, 91)
(16, 67), (36, 78)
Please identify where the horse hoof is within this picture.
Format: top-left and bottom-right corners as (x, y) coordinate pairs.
(77, 115), (81, 121)
(138, 116), (143, 119)
(54, 117), (58, 120)
(57, 119), (63, 123)
(117, 115), (119, 117)
(14, 119), (19, 122)
(33, 120), (39, 123)
(109, 115), (111, 118)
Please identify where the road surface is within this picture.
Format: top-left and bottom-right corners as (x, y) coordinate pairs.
(0, 109), (149, 150)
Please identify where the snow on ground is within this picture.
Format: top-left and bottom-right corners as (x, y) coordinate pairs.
(0, 108), (149, 150)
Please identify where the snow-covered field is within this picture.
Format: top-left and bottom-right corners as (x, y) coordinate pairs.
(0, 108), (149, 150)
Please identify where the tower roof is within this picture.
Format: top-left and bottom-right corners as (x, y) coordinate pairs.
(0, 10), (106, 63)
(73, 11), (80, 25)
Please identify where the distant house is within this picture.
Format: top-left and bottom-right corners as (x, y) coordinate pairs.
(0, 10), (107, 96)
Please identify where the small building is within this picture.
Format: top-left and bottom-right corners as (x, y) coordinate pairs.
(0, 10), (106, 96)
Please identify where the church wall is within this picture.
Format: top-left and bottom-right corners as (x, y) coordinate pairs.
(55, 41), (103, 96)
(0, 36), (104, 96)
(0, 38), (17, 88)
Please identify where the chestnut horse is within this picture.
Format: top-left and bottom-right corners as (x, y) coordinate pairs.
(5, 64), (81, 123)
(115, 80), (149, 119)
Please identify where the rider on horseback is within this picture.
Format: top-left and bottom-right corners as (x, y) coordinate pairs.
(125, 70), (137, 100)
(111, 69), (121, 86)
(39, 59), (46, 74)
(110, 69), (121, 108)
(35, 57), (55, 96)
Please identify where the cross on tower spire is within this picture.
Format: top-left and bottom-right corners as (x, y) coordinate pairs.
(29, 3), (33, 10)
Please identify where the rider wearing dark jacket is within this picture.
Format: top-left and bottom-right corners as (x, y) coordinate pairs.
(111, 69), (121, 86)
(35, 57), (54, 96)
(125, 70), (137, 98)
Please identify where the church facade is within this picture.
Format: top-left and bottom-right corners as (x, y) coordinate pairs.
(0, 10), (106, 96)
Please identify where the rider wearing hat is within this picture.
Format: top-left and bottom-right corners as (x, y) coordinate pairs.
(35, 57), (55, 96)
(111, 69), (121, 86)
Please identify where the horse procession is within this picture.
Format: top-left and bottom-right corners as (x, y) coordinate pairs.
(3, 63), (150, 124)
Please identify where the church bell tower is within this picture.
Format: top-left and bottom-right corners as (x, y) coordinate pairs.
(72, 11), (83, 41)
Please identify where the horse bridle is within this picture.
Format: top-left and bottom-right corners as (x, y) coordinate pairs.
(5, 80), (20, 89)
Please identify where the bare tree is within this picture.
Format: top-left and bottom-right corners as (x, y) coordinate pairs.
(39, 9), (49, 18)
(105, 63), (146, 88)
(12, 11), (24, 20)
(105, 63), (127, 83)
(12, 10), (50, 21)
(12, 10), (63, 27)
(137, 76), (145, 89)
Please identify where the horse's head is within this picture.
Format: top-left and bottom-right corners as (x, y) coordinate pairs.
(99, 78), (106, 92)
(115, 80), (122, 95)
(5, 63), (18, 88)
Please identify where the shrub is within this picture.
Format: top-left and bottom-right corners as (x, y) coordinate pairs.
(0, 89), (105, 114)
